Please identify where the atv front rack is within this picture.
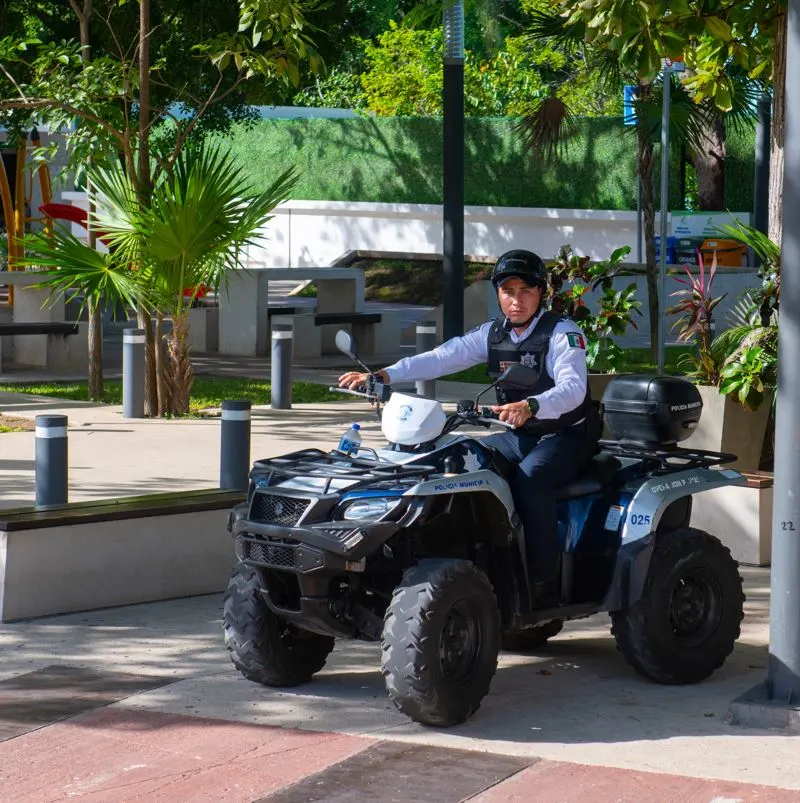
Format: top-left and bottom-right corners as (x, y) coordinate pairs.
(598, 440), (737, 470)
(251, 448), (437, 494)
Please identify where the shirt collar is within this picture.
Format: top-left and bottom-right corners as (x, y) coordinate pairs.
(508, 307), (545, 343)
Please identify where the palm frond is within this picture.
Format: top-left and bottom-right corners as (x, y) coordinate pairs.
(717, 218), (780, 268)
(523, 9), (586, 54)
(514, 96), (579, 162)
(20, 225), (151, 315)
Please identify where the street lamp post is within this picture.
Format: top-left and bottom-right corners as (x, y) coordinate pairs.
(657, 63), (673, 375)
(730, 0), (800, 729)
(442, 0), (465, 341)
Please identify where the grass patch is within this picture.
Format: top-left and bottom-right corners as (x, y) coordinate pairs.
(441, 346), (694, 384)
(0, 376), (352, 414)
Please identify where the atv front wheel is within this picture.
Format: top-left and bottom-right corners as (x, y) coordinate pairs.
(381, 559), (501, 727)
(502, 619), (563, 652)
(223, 563), (334, 687)
(611, 527), (744, 684)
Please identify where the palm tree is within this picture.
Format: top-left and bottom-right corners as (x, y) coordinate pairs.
(519, 8), (761, 361)
(22, 225), (149, 400)
(90, 142), (298, 415)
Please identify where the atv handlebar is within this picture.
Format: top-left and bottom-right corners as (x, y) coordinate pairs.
(454, 401), (515, 430)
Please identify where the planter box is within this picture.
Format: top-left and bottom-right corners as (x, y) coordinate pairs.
(690, 472), (773, 566)
(683, 385), (772, 471)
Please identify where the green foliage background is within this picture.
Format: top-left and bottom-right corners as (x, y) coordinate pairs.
(223, 117), (755, 211)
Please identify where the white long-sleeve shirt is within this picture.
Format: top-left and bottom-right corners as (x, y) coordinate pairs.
(384, 310), (588, 420)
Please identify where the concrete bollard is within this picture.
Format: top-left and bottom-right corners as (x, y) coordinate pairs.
(415, 320), (437, 398)
(271, 322), (293, 410)
(220, 400), (252, 491)
(122, 328), (146, 419)
(35, 414), (68, 506)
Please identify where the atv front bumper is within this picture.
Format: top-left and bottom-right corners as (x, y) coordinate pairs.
(227, 508), (401, 639)
(228, 513), (400, 575)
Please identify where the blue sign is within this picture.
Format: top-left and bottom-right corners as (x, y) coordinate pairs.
(623, 85), (637, 127)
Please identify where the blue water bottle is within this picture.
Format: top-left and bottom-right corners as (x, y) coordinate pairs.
(338, 423), (361, 455)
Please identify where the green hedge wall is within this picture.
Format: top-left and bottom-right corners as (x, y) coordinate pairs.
(222, 117), (755, 212)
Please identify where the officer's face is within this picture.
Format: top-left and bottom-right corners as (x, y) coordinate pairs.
(497, 277), (542, 326)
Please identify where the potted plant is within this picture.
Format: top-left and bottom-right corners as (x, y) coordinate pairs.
(546, 244), (643, 399)
(666, 245), (774, 471)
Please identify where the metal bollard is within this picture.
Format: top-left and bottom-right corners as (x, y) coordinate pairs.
(271, 322), (293, 410)
(35, 414), (68, 506)
(415, 320), (437, 398)
(220, 400), (252, 491)
(122, 328), (145, 419)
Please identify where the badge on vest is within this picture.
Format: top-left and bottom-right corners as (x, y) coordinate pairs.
(566, 332), (586, 349)
(520, 352), (538, 368)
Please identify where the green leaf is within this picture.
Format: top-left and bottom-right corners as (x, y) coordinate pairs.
(704, 17), (732, 41)
(713, 82), (733, 112)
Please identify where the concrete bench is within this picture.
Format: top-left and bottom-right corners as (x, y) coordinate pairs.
(0, 489), (244, 621)
(217, 267), (365, 357)
(0, 321), (85, 373)
(314, 312), (382, 356)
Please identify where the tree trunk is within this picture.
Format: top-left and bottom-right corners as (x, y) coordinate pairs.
(71, 0), (103, 396)
(154, 314), (171, 416)
(691, 115), (726, 211)
(87, 299), (103, 400)
(636, 83), (659, 362)
(165, 314), (194, 416)
(768, 10), (787, 246)
(137, 305), (158, 415)
(136, 0), (162, 416)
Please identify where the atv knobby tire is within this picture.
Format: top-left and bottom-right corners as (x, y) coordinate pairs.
(611, 527), (744, 684)
(223, 563), (334, 687)
(381, 558), (501, 727)
(502, 619), (564, 652)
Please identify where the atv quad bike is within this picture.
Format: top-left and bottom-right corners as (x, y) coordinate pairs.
(223, 330), (745, 727)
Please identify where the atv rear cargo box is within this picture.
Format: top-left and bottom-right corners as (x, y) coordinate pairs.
(601, 374), (703, 448)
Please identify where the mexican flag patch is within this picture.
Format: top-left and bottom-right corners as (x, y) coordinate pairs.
(566, 332), (586, 349)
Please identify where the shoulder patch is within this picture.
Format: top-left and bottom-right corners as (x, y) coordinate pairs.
(566, 332), (586, 349)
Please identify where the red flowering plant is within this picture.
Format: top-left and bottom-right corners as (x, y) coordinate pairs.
(666, 250), (726, 385)
(547, 245), (642, 372)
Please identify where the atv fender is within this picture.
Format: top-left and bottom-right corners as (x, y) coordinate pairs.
(603, 466), (745, 612)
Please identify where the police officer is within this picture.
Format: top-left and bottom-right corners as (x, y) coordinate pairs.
(338, 249), (598, 602)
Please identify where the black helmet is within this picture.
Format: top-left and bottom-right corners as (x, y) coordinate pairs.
(490, 249), (547, 293)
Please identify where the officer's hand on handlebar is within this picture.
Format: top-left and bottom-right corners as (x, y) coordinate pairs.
(338, 369), (390, 391)
(491, 400), (533, 429)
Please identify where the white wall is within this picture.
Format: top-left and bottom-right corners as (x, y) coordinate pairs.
(243, 202), (651, 268)
(58, 193), (751, 272)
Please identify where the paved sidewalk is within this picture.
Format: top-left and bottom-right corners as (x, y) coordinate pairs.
(0, 568), (797, 801)
(0, 376), (486, 510)
(1, 376), (798, 800)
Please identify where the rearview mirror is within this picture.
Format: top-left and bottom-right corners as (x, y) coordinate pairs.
(497, 362), (539, 391)
(335, 329), (359, 360)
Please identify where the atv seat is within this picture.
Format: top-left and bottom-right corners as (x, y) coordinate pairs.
(556, 453), (622, 500)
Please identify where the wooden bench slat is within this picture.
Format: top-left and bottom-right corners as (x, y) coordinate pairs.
(0, 489), (244, 531)
(0, 323), (80, 336)
(314, 313), (382, 326)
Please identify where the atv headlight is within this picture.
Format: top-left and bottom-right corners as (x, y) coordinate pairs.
(341, 497), (402, 521)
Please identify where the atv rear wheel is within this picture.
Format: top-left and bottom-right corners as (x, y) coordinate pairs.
(502, 620), (564, 652)
(223, 563), (334, 687)
(611, 528), (744, 684)
(382, 559), (501, 727)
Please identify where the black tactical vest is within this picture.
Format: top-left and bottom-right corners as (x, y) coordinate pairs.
(487, 311), (592, 435)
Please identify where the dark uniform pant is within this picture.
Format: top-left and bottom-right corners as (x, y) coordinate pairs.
(483, 421), (596, 585)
